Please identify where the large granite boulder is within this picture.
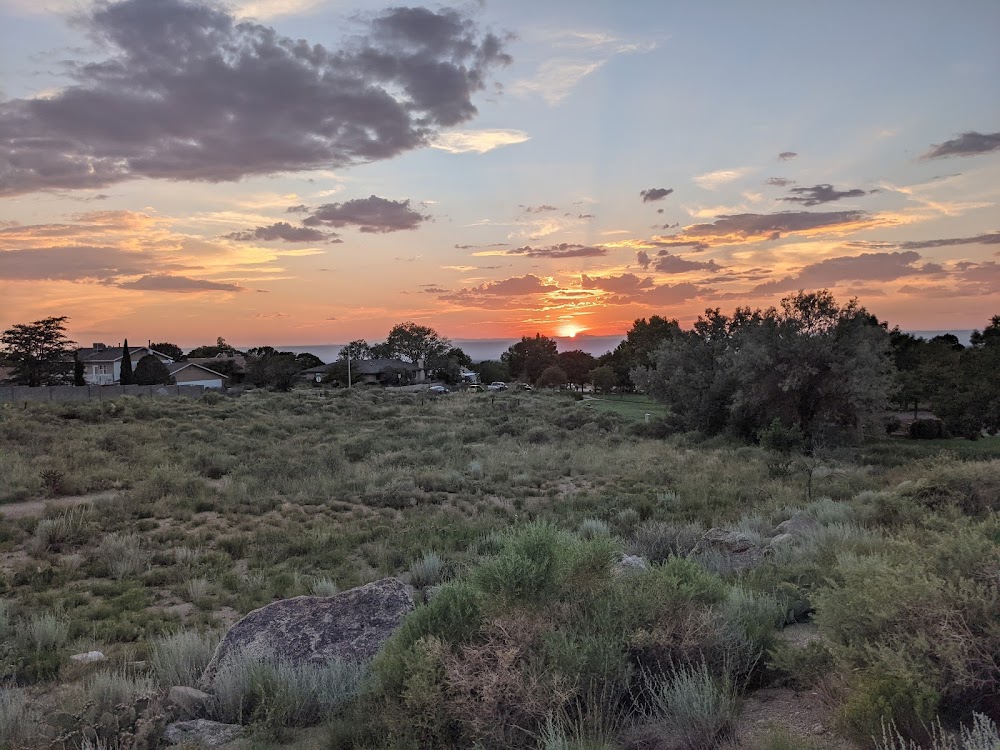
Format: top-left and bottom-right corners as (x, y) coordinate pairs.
(769, 512), (821, 548)
(689, 528), (769, 572)
(164, 719), (245, 746)
(201, 577), (413, 686)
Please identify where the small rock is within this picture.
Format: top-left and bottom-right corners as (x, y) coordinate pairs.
(689, 528), (769, 572)
(810, 722), (826, 735)
(771, 512), (819, 539)
(70, 651), (105, 663)
(164, 719), (245, 747)
(168, 686), (213, 719)
(613, 554), (649, 576)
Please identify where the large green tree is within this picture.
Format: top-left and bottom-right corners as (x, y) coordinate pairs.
(151, 342), (185, 361)
(133, 354), (173, 385)
(382, 322), (451, 363)
(120, 338), (133, 384)
(501, 334), (558, 383)
(634, 291), (896, 444)
(557, 350), (596, 388)
(0, 316), (76, 386)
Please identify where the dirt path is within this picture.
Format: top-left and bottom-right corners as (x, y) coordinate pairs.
(0, 490), (120, 520)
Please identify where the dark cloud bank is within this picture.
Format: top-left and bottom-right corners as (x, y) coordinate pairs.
(780, 184), (877, 206)
(923, 131), (1000, 159)
(640, 188), (673, 203)
(302, 196), (427, 233)
(0, 0), (511, 195)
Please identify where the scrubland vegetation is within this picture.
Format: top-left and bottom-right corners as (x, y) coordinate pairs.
(0, 388), (998, 749)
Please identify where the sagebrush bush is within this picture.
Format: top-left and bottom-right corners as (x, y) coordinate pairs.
(212, 653), (365, 727)
(311, 577), (339, 597)
(150, 629), (220, 687)
(877, 713), (1000, 750)
(95, 532), (148, 580)
(0, 687), (33, 747)
(410, 552), (445, 589)
(640, 661), (737, 750)
(82, 670), (155, 714)
(579, 518), (611, 539)
(24, 612), (69, 652)
(629, 520), (703, 563)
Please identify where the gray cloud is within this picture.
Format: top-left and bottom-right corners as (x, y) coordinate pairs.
(438, 273), (559, 307)
(680, 210), (873, 242)
(653, 252), (721, 273)
(117, 274), (247, 292)
(0, 0), (511, 196)
(505, 243), (607, 258)
(636, 250), (651, 269)
(753, 251), (940, 294)
(521, 204), (558, 213)
(780, 183), (876, 206)
(923, 131), (1000, 159)
(303, 196), (428, 233)
(640, 187), (673, 203)
(648, 238), (710, 252)
(849, 231), (1000, 251)
(778, 152), (798, 161)
(0, 245), (176, 281)
(285, 205), (311, 214)
(224, 222), (336, 243)
(765, 177), (794, 187)
(581, 273), (653, 295)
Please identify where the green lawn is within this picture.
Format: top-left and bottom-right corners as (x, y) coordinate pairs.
(582, 394), (669, 422)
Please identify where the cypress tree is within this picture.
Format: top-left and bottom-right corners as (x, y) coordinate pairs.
(73, 351), (86, 386)
(120, 338), (133, 384)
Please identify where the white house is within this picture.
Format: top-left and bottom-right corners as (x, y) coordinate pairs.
(76, 343), (174, 385)
(166, 362), (226, 389)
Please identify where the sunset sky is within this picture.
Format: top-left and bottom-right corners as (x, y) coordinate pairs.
(2, 0), (998, 348)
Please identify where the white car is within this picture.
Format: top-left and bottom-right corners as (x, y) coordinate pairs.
(428, 385), (450, 394)
(488, 381), (507, 391)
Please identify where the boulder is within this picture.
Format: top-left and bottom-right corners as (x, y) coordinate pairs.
(70, 650), (106, 663)
(613, 553), (649, 576)
(689, 528), (768, 572)
(201, 577), (413, 686)
(168, 686), (213, 719)
(772, 512), (819, 539)
(164, 719), (245, 747)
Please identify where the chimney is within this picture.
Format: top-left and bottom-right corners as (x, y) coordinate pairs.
(93, 342), (106, 351)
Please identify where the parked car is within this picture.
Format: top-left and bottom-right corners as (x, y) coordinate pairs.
(428, 385), (450, 394)
(488, 381), (508, 391)
(467, 384), (484, 393)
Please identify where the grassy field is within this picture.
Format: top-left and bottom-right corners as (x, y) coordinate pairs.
(0, 388), (997, 749)
(581, 394), (670, 422)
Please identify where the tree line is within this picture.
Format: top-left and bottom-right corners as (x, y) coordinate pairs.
(3, 295), (998, 442)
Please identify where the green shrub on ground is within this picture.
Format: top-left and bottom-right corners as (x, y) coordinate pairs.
(150, 629), (220, 687)
(639, 661), (738, 750)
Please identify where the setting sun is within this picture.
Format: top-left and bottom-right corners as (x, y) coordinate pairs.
(558, 324), (585, 338)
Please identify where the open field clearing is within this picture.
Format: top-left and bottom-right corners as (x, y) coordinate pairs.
(0, 389), (998, 749)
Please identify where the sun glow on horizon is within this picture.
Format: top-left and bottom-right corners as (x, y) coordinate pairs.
(558, 323), (585, 338)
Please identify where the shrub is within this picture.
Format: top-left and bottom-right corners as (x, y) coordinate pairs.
(909, 419), (945, 440)
(629, 521), (703, 563)
(212, 653), (365, 727)
(877, 713), (1000, 750)
(410, 552), (445, 589)
(23, 612), (69, 652)
(83, 670), (155, 714)
(32, 507), (89, 551)
(95, 532), (149, 580)
(640, 661), (738, 750)
(311, 577), (339, 597)
(579, 518), (611, 540)
(150, 629), (220, 687)
(0, 687), (34, 748)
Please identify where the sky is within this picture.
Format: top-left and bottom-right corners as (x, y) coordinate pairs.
(1, 0), (998, 349)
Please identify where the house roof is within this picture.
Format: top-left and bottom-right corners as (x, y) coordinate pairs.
(188, 354), (247, 372)
(352, 358), (422, 375)
(167, 362), (227, 378)
(303, 364), (331, 374)
(76, 346), (170, 363)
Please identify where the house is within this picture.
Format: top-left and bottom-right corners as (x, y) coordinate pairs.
(459, 367), (479, 384)
(188, 351), (247, 375)
(354, 358), (426, 386)
(166, 362), (227, 389)
(76, 343), (173, 385)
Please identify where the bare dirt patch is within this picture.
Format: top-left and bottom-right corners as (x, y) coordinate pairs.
(0, 490), (119, 520)
(727, 687), (859, 749)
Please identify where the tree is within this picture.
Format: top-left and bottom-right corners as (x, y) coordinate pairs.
(599, 316), (681, 392)
(537, 365), (567, 389)
(501, 334), (558, 383)
(188, 337), (236, 358)
(428, 346), (473, 385)
(383, 322), (451, 363)
(133, 354), (173, 385)
(471, 360), (510, 385)
(339, 340), (372, 361)
(557, 350), (596, 388)
(151, 342), (184, 361)
(634, 292), (896, 445)
(246, 348), (300, 391)
(294, 352), (324, 370)
(0, 316), (76, 386)
(590, 365), (617, 394)
(120, 338), (133, 384)
(73, 352), (86, 386)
